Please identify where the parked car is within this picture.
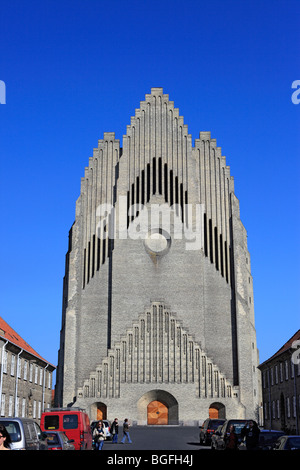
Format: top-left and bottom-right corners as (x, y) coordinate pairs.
(274, 435), (300, 450)
(0, 417), (48, 450)
(102, 419), (112, 440)
(41, 408), (92, 450)
(199, 418), (226, 445)
(238, 429), (284, 450)
(211, 419), (249, 450)
(44, 431), (75, 450)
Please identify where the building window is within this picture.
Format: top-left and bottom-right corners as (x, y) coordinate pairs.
(2, 350), (7, 374)
(34, 365), (38, 384)
(264, 402), (268, 420)
(1, 394), (5, 416)
(29, 363), (33, 382)
(293, 396), (296, 418)
(24, 360), (28, 381)
(271, 367), (274, 386)
(286, 397), (290, 418)
(285, 360), (289, 380)
(11, 354), (15, 376)
(22, 398), (26, 417)
(263, 371), (266, 388)
(47, 372), (50, 389)
(8, 395), (13, 416)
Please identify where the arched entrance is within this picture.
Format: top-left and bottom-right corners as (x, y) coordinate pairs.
(147, 400), (168, 425)
(209, 402), (226, 419)
(90, 402), (108, 422)
(96, 403), (107, 420)
(137, 389), (179, 425)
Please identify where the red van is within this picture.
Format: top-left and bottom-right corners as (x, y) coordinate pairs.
(40, 408), (92, 450)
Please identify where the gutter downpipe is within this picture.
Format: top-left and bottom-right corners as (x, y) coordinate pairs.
(42, 364), (49, 413)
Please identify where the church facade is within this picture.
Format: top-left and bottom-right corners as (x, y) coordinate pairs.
(55, 88), (261, 424)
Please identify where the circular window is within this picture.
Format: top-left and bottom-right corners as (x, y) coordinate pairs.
(144, 229), (171, 256)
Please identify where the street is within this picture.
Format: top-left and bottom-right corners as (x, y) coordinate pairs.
(100, 426), (207, 451)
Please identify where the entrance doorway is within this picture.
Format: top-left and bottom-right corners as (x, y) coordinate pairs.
(137, 390), (178, 425)
(209, 406), (219, 419)
(97, 403), (107, 421)
(209, 402), (226, 419)
(147, 400), (168, 425)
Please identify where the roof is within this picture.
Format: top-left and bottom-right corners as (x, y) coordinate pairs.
(259, 329), (300, 368)
(0, 316), (55, 368)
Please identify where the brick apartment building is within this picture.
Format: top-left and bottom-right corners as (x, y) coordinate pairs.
(258, 330), (300, 433)
(0, 316), (55, 420)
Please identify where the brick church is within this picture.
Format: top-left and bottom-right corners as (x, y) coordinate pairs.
(55, 88), (261, 424)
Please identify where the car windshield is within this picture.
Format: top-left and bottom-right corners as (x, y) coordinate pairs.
(260, 432), (284, 445)
(210, 420), (224, 429)
(0, 421), (21, 442)
(227, 421), (247, 435)
(286, 437), (300, 449)
(46, 432), (60, 445)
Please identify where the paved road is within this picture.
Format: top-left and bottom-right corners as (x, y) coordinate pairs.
(101, 426), (207, 451)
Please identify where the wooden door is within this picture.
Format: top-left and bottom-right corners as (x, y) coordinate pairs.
(97, 404), (107, 420)
(209, 407), (219, 419)
(147, 400), (168, 425)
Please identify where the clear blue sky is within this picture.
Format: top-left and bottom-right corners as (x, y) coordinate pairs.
(0, 0), (299, 378)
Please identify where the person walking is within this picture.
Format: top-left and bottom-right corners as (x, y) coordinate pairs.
(93, 421), (105, 450)
(241, 420), (260, 450)
(121, 418), (132, 444)
(0, 424), (11, 450)
(111, 418), (119, 444)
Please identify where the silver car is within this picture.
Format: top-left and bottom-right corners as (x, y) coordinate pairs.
(0, 417), (48, 450)
(102, 419), (112, 440)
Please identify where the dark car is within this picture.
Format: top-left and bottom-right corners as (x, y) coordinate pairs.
(211, 419), (249, 450)
(44, 431), (75, 450)
(239, 430), (284, 450)
(199, 418), (226, 445)
(274, 435), (300, 450)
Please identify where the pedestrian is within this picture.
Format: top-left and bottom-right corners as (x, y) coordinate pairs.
(241, 420), (260, 450)
(121, 418), (132, 444)
(93, 420), (105, 450)
(0, 424), (11, 450)
(111, 418), (119, 443)
(225, 425), (238, 450)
